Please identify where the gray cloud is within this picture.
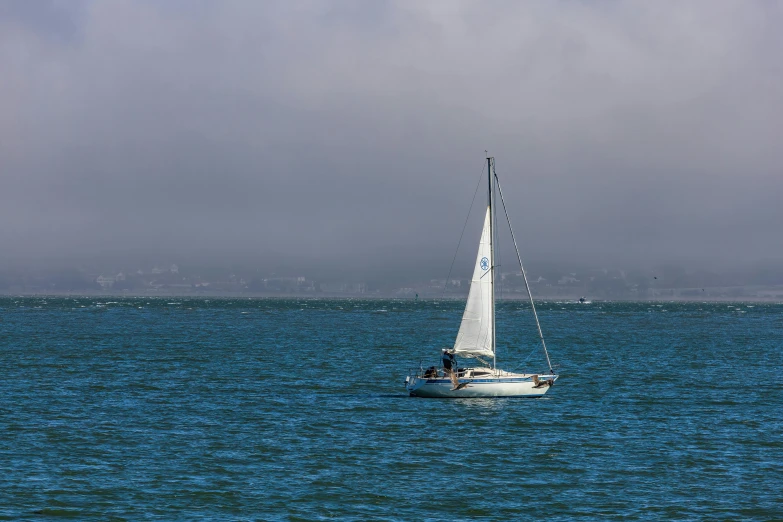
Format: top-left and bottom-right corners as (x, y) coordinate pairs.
(1, 0), (781, 277)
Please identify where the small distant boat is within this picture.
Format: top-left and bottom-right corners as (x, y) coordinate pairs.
(404, 156), (558, 398)
(578, 296), (591, 304)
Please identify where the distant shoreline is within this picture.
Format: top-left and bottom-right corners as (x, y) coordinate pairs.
(1, 290), (781, 303)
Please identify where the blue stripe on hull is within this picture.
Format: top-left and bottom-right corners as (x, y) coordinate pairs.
(424, 378), (536, 384)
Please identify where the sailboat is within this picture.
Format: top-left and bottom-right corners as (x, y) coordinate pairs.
(405, 156), (558, 398)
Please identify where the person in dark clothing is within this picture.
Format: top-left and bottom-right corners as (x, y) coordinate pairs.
(442, 349), (456, 373)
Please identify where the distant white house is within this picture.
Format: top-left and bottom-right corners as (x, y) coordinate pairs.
(558, 275), (580, 285)
(320, 282), (366, 293)
(96, 275), (115, 288)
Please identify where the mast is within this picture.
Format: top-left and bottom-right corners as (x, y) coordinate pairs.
(488, 156), (496, 370)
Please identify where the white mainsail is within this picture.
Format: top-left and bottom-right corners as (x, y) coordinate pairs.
(453, 206), (494, 358)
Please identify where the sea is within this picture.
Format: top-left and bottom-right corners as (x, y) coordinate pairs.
(1, 296), (781, 520)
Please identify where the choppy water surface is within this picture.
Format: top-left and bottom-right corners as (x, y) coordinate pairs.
(1, 297), (782, 520)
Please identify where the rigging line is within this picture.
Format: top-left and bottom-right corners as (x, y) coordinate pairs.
(493, 163), (503, 360)
(507, 344), (557, 374)
(505, 343), (540, 373)
(440, 161), (486, 300)
(493, 169), (555, 375)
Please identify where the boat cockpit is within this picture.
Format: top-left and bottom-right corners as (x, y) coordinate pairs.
(420, 366), (495, 379)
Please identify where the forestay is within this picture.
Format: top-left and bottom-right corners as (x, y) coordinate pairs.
(453, 207), (494, 358)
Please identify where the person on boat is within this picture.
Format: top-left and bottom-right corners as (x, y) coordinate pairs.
(423, 366), (438, 378)
(442, 349), (456, 374)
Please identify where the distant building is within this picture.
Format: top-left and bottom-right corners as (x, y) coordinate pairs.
(96, 275), (115, 288)
(320, 282), (366, 294)
(170, 264), (179, 274)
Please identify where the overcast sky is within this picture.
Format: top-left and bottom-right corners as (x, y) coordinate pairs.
(1, 0), (781, 277)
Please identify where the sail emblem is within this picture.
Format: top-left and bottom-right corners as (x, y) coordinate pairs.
(480, 257), (489, 271)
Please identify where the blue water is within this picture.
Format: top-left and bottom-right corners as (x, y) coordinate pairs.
(1, 297), (782, 520)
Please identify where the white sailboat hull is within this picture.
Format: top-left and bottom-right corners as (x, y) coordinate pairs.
(405, 371), (557, 398)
